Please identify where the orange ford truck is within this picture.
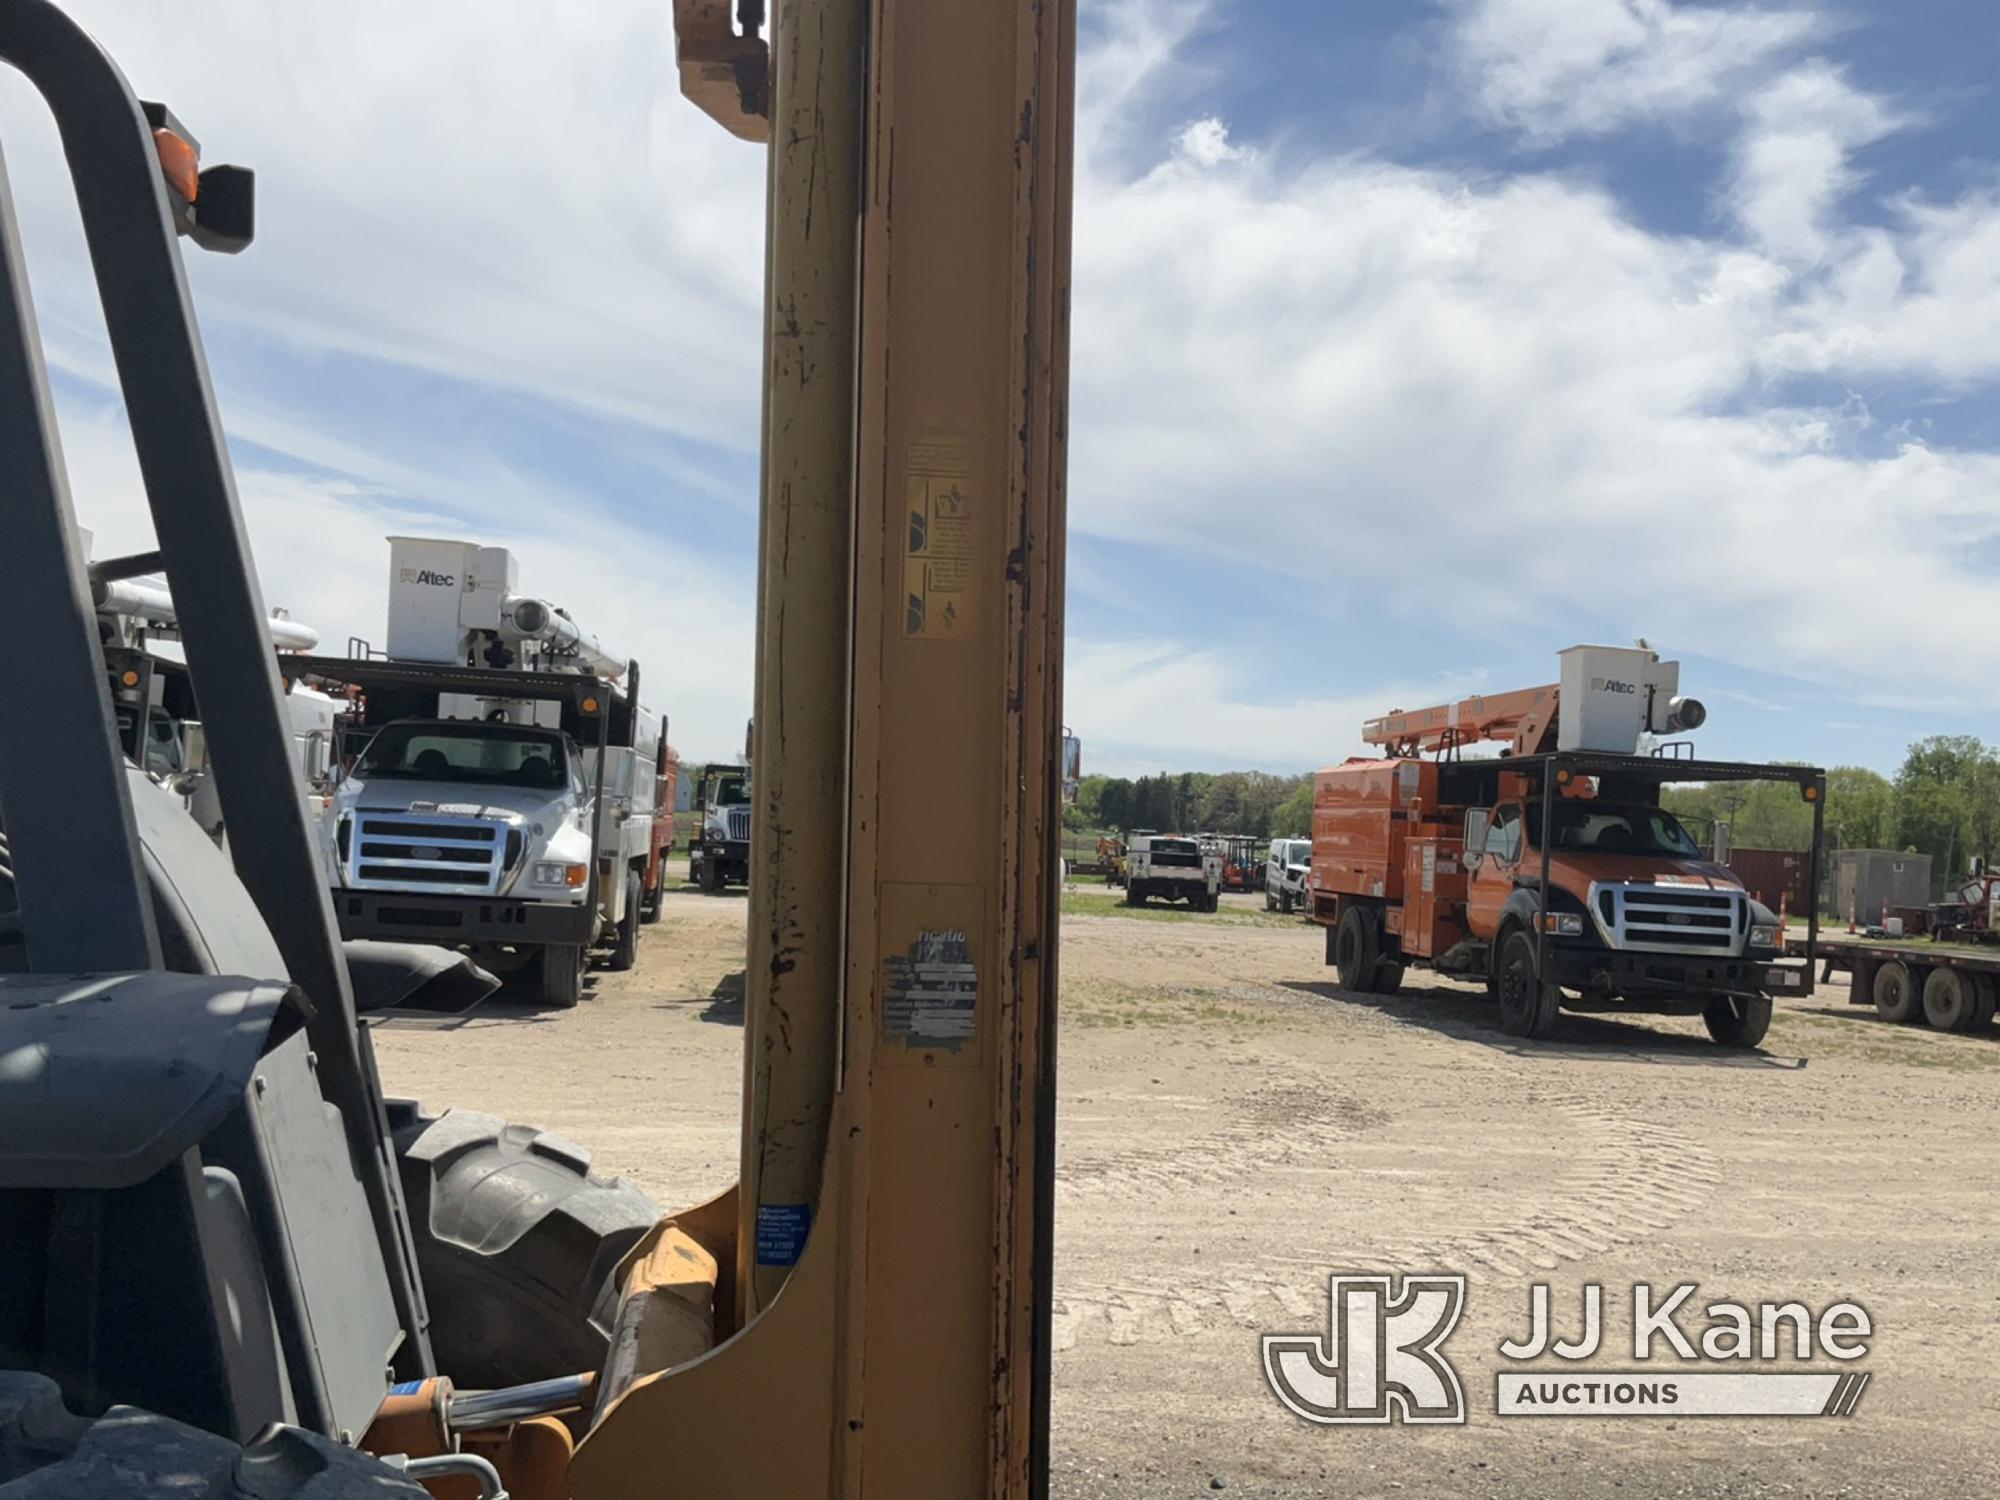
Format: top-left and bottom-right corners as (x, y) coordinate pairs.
(1308, 646), (1823, 1045)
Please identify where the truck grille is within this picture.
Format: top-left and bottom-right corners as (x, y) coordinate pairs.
(349, 811), (516, 896)
(727, 807), (751, 842)
(1591, 882), (1743, 956)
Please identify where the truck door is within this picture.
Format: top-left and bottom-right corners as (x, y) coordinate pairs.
(1466, 801), (1523, 939)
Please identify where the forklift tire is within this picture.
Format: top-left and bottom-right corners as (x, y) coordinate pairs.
(387, 1105), (659, 1393)
(1871, 960), (1921, 1024)
(539, 942), (585, 1009)
(609, 871), (641, 972)
(1333, 906), (1379, 992)
(639, 871), (665, 925)
(1703, 994), (1772, 1047)
(1921, 966), (1977, 1031)
(1495, 930), (1561, 1039)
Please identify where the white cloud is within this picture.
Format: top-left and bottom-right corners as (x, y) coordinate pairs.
(1065, 641), (1461, 776)
(1451, 0), (1820, 143)
(1730, 62), (1901, 263)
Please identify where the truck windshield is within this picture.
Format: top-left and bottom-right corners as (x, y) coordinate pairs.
(713, 772), (749, 803)
(1542, 802), (1699, 858)
(357, 722), (568, 789)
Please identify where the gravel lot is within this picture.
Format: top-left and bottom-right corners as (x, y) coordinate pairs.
(373, 881), (2000, 1499)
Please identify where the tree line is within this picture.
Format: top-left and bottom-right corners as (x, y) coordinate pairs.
(1073, 736), (2000, 897)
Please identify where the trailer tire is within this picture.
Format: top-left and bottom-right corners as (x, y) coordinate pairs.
(1703, 994), (1772, 1047)
(1972, 973), (1998, 1030)
(608, 870), (641, 972)
(1333, 906), (1380, 992)
(1921, 966), (1978, 1032)
(539, 942), (585, 1009)
(1871, 960), (1921, 1023)
(1495, 930), (1561, 1039)
(386, 1104), (659, 1392)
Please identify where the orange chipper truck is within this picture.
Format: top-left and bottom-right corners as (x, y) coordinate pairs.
(1308, 646), (1825, 1046)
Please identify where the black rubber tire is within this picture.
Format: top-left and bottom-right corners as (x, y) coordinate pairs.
(697, 855), (722, 894)
(1872, 960), (1921, 1023)
(1495, 929), (1561, 1039)
(1124, 884), (1142, 907)
(1972, 974), (1998, 1030)
(1921, 966), (1976, 1031)
(1371, 961), (1405, 995)
(1703, 994), (1773, 1047)
(1279, 889), (1294, 916)
(539, 942), (585, 1009)
(1265, 888), (1277, 911)
(1333, 905), (1379, 991)
(609, 870), (641, 972)
(639, 868), (665, 925)
(386, 1104), (659, 1392)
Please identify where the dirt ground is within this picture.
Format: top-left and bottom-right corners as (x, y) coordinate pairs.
(373, 882), (2000, 1499)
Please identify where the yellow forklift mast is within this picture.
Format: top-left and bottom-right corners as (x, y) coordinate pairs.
(571, 1), (1075, 1495)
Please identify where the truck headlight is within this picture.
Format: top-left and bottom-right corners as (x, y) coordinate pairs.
(1539, 911), (1584, 936)
(1750, 924), (1780, 949)
(534, 861), (589, 888)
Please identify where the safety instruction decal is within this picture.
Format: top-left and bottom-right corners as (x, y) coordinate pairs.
(755, 1202), (812, 1267)
(903, 439), (976, 640)
(883, 928), (979, 1051)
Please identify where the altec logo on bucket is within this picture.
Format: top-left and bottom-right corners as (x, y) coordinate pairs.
(1264, 1276), (1873, 1425)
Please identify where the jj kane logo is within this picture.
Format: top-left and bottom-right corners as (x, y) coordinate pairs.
(1265, 1276), (1872, 1425)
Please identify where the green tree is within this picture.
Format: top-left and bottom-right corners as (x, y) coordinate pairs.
(1270, 779), (1315, 838)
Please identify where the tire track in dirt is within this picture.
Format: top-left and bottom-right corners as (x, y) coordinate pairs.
(1052, 1094), (1717, 1353)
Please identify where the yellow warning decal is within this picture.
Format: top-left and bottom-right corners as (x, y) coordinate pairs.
(902, 439), (976, 640)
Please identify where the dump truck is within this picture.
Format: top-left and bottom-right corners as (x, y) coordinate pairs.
(1309, 646), (1823, 1045)
(303, 537), (668, 1007)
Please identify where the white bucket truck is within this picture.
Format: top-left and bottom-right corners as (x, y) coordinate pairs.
(308, 537), (664, 1008)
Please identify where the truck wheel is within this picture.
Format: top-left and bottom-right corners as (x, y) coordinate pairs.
(1972, 974), (1998, 1030)
(1333, 906), (1379, 992)
(1871, 960), (1921, 1023)
(1703, 994), (1772, 1047)
(1124, 885), (1142, 907)
(1279, 889), (1294, 915)
(539, 942), (585, 1009)
(639, 870), (665, 925)
(1921, 966), (1977, 1031)
(1371, 961), (1405, 995)
(386, 1104), (659, 1392)
(697, 856), (722, 894)
(608, 871), (642, 972)
(1495, 930), (1561, 1039)
(1265, 888), (1277, 911)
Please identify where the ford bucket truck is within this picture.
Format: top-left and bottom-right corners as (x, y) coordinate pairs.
(1309, 645), (1824, 1046)
(304, 537), (669, 1007)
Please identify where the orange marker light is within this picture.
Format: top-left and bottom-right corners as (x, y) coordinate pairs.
(152, 127), (199, 202)
(564, 863), (588, 888)
(581, 695), (600, 714)
(120, 669), (140, 687)
(1803, 784), (1820, 802)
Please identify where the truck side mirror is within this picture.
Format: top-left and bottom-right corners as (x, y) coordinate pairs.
(180, 720), (210, 775)
(1463, 808), (1489, 866)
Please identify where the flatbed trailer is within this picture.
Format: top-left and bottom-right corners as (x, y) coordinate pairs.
(1793, 930), (2000, 1032)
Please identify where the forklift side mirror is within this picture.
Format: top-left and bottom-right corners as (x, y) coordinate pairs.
(1463, 807), (1490, 866)
(179, 720), (210, 775)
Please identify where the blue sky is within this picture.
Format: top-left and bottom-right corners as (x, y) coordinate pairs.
(5, 0), (1998, 777)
